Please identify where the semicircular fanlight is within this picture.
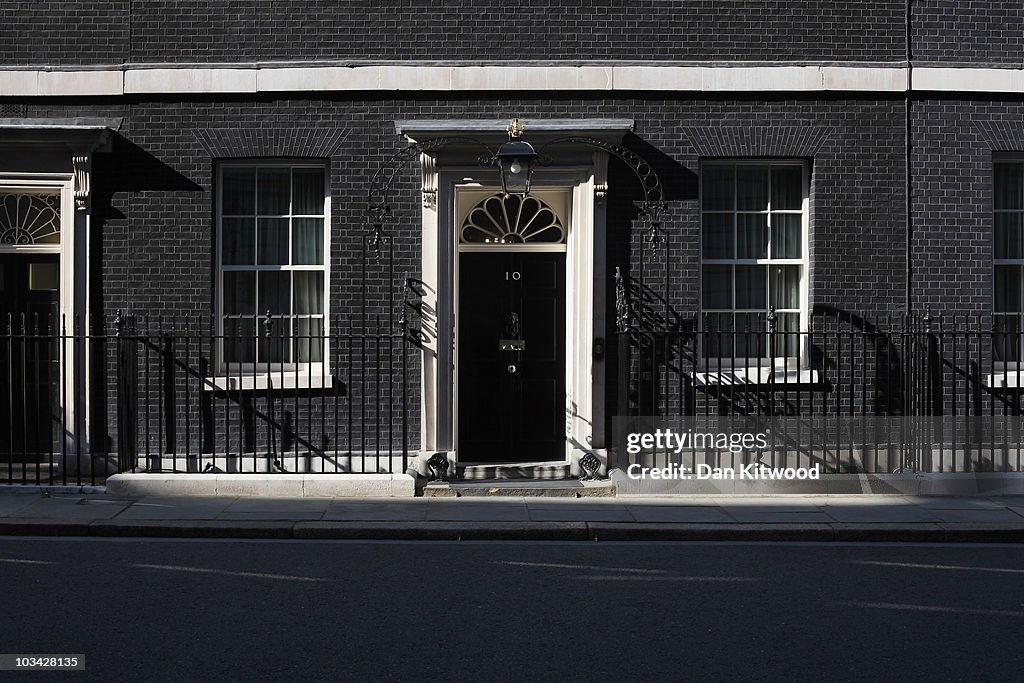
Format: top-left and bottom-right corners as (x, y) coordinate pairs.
(460, 193), (565, 244)
(0, 193), (61, 246)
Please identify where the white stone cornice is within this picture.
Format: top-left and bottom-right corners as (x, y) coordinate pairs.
(3, 63), (1024, 96)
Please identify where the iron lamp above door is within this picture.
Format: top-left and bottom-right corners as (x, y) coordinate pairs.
(495, 119), (538, 197)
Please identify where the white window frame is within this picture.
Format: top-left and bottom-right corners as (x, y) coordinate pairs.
(212, 160), (331, 390)
(698, 159), (810, 376)
(992, 156), (1024, 380)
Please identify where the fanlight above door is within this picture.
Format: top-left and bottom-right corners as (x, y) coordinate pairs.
(0, 193), (61, 246)
(460, 193), (565, 244)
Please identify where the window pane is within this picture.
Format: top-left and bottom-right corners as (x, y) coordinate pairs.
(222, 168), (255, 215)
(736, 166), (768, 211)
(994, 315), (1021, 362)
(995, 164), (1024, 211)
(258, 271), (291, 316)
(702, 165), (734, 210)
(223, 317), (256, 364)
(293, 168), (325, 215)
(258, 168), (291, 215)
(295, 317), (324, 363)
(995, 213), (1024, 259)
(771, 166), (803, 210)
(261, 316), (289, 363)
(223, 271), (255, 315)
(734, 313), (765, 358)
(735, 265), (766, 310)
(702, 213), (734, 258)
(772, 313), (800, 357)
(293, 272), (324, 315)
(293, 218), (324, 265)
(222, 217), (255, 265)
(703, 312), (734, 358)
(28, 262), (59, 291)
(737, 214), (767, 259)
(771, 214), (802, 259)
(770, 265), (801, 310)
(995, 266), (1022, 313)
(702, 265), (732, 309)
(257, 218), (289, 265)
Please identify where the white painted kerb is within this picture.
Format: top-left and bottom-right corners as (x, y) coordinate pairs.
(106, 473), (417, 498)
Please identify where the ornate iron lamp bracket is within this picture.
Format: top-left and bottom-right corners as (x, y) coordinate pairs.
(536, 135), (668, 254)
(366, 129), (669, 261)
(366, 136), (496, 262)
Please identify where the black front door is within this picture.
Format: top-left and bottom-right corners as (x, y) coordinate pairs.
(0, 254), (61, 457)
(458, 251), (566, 463)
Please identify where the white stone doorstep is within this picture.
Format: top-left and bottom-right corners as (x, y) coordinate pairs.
(105, 473), (416, 498)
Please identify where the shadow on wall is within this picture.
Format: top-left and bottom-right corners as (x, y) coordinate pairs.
(812, 305), (904, 416)
(603, 135), (694, 435)
(89, 133), (204, 456)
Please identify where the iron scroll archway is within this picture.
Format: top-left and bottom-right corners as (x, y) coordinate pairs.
(536, 135), (667, 251)
(365, 126), (669, 261)
(365, 136), (495, 261)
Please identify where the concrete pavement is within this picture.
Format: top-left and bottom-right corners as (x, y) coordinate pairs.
(3, 491), (1024, 541)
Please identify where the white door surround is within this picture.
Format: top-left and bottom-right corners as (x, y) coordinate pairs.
(406, 120), (629, 475)
(425, 164), (603, 470)
(0, 120), (116, 468)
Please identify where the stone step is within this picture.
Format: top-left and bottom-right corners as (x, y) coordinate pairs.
(457, 463), (570, 480)
(423, 478), (615, 498)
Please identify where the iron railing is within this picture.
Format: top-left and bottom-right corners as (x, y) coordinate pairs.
(1, 313), (415, 485)
(614, 310), (1024, 474)
(6, 307), (1024, 484)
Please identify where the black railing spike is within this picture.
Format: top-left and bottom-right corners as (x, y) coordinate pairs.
(766, 305), (778, 333)
(923, 309), (932, 333)
(114, 309), (125, 337)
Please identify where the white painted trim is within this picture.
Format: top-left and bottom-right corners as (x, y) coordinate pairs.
(457, 244), (567, 253)
(913, 67), (1024, 93)
(106, 472), (416, 497)
(425, 165), (597, 466)
(125, 68), (258, 94)
(692, 368), (820, 386)
(213, 160), (332, 380)
(9, 63), (1024, 95)
(203, 372), (332, 392)
(0, 174), (83, 459)
(418, 153), (442, 452)
(697, 159), (811, 368)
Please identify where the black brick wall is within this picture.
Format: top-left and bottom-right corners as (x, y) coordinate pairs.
(913, 2), (1024, 66)
(0, 1), (129, 65)
(20, 94), (900, 453)
(3, 1), (905, 65)
(21, 95), (907, 328)
(8, 4), (1024, 69)
(909, 99), (1024, 318)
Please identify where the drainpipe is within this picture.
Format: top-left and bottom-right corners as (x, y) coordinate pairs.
(905, 0), (913, 315)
